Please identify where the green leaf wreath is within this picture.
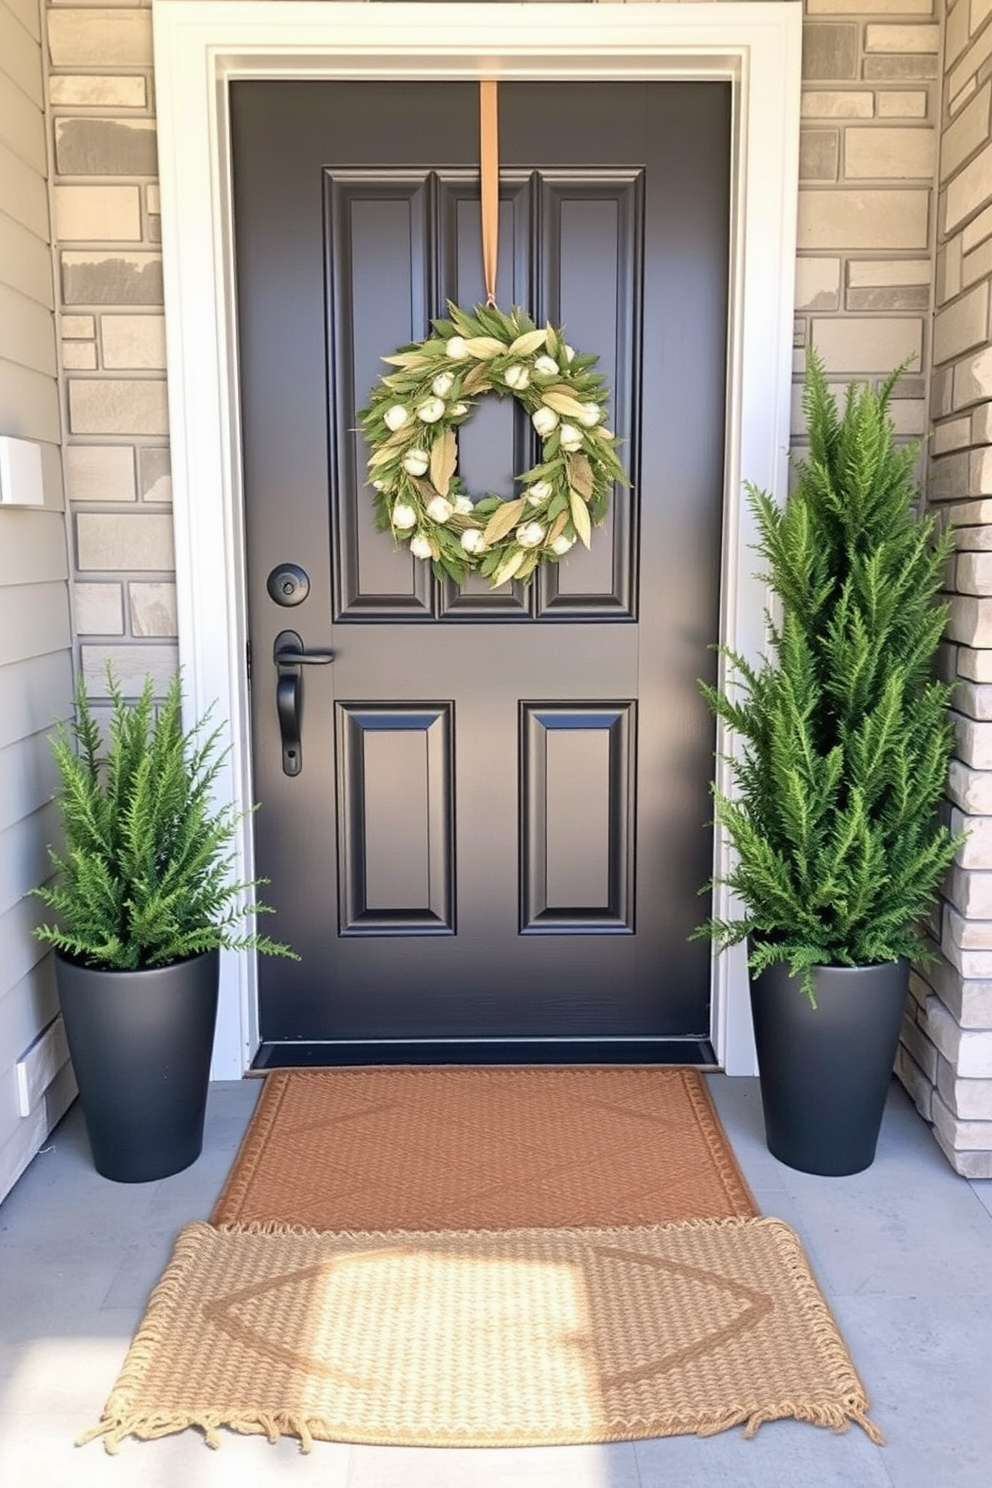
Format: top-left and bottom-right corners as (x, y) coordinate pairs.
(358, 303), (628, 588)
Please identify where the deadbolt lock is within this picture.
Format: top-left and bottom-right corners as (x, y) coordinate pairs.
(266, 562), (310, 607)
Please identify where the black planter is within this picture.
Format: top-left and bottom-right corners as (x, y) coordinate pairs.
(55, 949), (220, 1183)
(749, 959), (908, 1176)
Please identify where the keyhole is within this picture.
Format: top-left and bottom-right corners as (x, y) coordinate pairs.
(266, 563), (310, 606)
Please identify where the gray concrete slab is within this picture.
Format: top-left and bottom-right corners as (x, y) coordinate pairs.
(0, 1075), (988, 1488)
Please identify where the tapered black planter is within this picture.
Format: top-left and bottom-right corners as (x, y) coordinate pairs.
(750, 959), (908, 1176)
(55, 949), (220, 1183)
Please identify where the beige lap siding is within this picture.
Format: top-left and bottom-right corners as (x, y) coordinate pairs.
(40, 0), (992, 1170)
(0, 0), (75, 1204)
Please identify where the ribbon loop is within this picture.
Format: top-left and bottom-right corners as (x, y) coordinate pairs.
(479, 80), (499, 307)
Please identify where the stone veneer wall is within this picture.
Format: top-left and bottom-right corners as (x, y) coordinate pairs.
(46, 0), (174, 701)
(39, 0), (992, 1170)
(903, 0), (992, 1178)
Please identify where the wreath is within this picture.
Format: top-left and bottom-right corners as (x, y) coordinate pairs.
(359, 304), (628, 588)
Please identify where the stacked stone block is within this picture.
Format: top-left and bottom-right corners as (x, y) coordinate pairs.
(796, 1), (936, 435)
(907, 0), (992, 1177)
(46, 1), (176, 697)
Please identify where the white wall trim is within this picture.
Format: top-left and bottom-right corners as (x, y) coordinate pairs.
(152, 1), (801, 1077)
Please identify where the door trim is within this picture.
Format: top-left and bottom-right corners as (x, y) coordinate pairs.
(151, 1), (801, 1078)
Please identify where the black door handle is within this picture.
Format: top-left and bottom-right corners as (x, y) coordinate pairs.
(273, 630), (334, 776)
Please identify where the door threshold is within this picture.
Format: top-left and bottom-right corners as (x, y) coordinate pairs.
(252, 1038), (718, 1070)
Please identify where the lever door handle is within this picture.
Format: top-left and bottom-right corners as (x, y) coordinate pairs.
(272, 630), (334, 776)
(275, 670), (301, 776)
(273, 645), (335, 666)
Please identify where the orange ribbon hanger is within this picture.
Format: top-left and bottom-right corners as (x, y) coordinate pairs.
(479, 80), (499, 307)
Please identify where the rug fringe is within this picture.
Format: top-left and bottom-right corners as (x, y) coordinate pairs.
(77, 1410), (332, 1454)
(78, 1398), (884, 1454)
(212, 1214), (771, 1243)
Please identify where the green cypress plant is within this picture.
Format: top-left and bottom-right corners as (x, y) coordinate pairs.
(697, 350), (961, 1003)
(33, 669), (296, 969)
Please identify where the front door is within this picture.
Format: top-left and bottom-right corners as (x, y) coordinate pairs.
(231, 81), (729, 1062)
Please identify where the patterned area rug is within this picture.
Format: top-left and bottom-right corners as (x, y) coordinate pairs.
(210, 1067), (758, 1229)
(82, 1217), (882, 1452)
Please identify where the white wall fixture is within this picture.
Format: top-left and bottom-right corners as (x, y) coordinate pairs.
(0, 436), (45, 506)
(152, 1), (802, 1078)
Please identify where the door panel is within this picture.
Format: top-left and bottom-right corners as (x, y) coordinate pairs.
(521, 703), (635, 935)
(231, 80), (729, 1057)
(337, 702), (455, 936)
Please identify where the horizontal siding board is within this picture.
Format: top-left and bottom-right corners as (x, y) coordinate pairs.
(0, 281), (56, 376)
(4, 0), (40, 47)
(0, 1058), (76, 1206)
(17, 1012), (70, 1115)
(0, 136), (48, 240)
(0, 6), (41, 109)
(0, 800), (58, 915)
(0, 729), (61, 833)
(0, 66), (45, 174)
(0, 650), (73, 752)
(0, 582), (71, 668)
(0, 0), (66, 1197)
(0, 510), (68, 586)
(0, 356), (61, 441)
(0, 893), (50, 998)
(0, 209), (53, 308)
(0, 958), (60, 1084)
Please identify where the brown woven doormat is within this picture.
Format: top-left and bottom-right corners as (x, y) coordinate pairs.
(210, 1067), (757, 1230)
(82, 1217), (881, 1452)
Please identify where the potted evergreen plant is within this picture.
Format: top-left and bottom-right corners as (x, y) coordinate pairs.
(697, 351), (960, 1175)
(33, 669), (295, 1183)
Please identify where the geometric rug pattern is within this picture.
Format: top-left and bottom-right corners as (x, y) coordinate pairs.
(211, 1067), (759, 1230)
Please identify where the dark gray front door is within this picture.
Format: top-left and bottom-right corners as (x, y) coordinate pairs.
(231, 81), (729, 1060)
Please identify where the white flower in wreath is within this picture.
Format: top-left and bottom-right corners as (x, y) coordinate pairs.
(503, 364), (530, 391)
(426, 496), (454, 523)
(445, 336), (470, 360)
(431, 371), (455, 397)
(527, 480), (553, 506)
(453, 494), (474, 515)
(516, 522), (546, 549)
(578, 404), (602, 428)
(563, 344), (575, 364)
(372, 479), (388, 492)
(403, 449), (430, 476)
(559, 424), (584, 452)
(450, 402), (469, 417)
(384, 403), (410, 431)
(392, 503), (417, 530)
(551, 533), (576, 556)
(409, 534), (433, 560)
(460, 529), (486, 554)
(418, 397), (446, 424)
(533, 355), (559, 376)
(532, 407), (559, 437)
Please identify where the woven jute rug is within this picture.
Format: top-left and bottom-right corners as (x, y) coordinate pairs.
(82, 1217), (881, 1452)
(210, 1067), (757, 1229)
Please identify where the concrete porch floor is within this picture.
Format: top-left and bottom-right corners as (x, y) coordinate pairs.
(0, 1074), (989, 1488)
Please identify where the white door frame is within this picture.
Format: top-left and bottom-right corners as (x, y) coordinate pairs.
(152, 1), (801, 1078)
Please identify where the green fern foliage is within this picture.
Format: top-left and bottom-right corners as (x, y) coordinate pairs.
(697, 351), (961, 1001)
(33, 670), (297, 970)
